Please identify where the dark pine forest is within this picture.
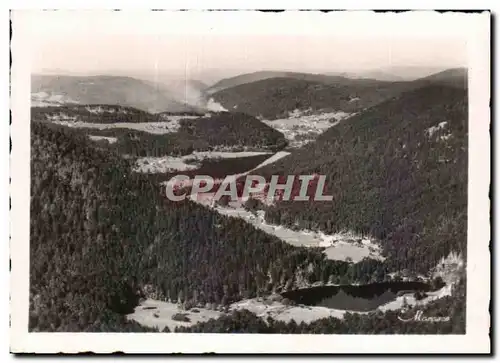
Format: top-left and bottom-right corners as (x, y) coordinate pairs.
(29, 72), (468, 333)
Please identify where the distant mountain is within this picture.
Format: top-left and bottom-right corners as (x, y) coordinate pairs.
(206, 71), (298, 94)
(31, 75), (203, 113)
(329, 66), (450, 82)
(138, 77), (208, 105)
(206, 71), (386, 95)
(332, 71), (407, 82)
(382, 66), (453, 80)
(196, 68), (256, 86)
(415, 68), (467, 88)
(253, 83), (468, 275)
(186, 79), (209, 92)
(210, 68), (467, 120)
(211, 76), (405, 120)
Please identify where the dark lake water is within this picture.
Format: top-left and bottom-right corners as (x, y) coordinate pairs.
(281, 281), (432, 312)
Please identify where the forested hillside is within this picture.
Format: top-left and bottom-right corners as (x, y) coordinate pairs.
(254, 84), (468, 274)
(210, 69), (466, 120)
(29, 69), (469, 334)
(90, 128), (204, 157)
(211, 77), (410, 120)
(416, 68), (467, 89)
(32, 107), (287, 156)
(31, 105), (159, 124)
(206, 70), (387, 94)
(178, 112), (288, 150)
(30, 122), (390, 332)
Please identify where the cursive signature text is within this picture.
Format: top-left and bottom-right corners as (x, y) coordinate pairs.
(398, 310), (450, 322)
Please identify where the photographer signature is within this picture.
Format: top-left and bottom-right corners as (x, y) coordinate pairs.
(398, 310), (450, 322)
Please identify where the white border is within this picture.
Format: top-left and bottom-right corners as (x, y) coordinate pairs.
(4, 0), (498, 10)
(9, 10), (491, 354)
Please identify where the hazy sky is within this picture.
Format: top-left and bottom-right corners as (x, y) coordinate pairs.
(15, 10), (468, 83)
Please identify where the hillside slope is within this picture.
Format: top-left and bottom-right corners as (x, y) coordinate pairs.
(207, 71), (306, 94)
(140, 78), (215, 111)
(31, 104), (160, 124)
(178, 112), (287, 151)
(254, 84), (468, 274)
(328, 66), (448, 82)
(86, 112), (288, 157)
(415, 68), (467, 89)
(32, 106), (287, 156)
(210, 68), (466, 120)
(211, 76), (407, 120)
(30, 122), (379, 332)
(207, 70), (389, 94)
(31, 75), (201, 113)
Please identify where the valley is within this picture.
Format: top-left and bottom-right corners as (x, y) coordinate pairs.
(128, 274), (457, 332)
(261, 109), (354, 148)
(28, 67), (468, 334)
(191, 200), (384, 263)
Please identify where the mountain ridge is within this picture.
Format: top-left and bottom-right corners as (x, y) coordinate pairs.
(209, 68), (467, 120)
(31, 74), (203, 113)
(252, 83), (468, 274)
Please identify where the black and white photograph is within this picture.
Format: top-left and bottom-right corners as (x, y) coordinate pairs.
(9, 9), (490, 354)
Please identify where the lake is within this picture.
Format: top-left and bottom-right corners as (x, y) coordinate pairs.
(281, 281), (433, 312)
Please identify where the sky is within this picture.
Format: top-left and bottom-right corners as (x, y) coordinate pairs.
(14, 10), (469, 84)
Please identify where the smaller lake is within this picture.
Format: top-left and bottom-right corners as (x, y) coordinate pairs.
(281, 281), (433, 312)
